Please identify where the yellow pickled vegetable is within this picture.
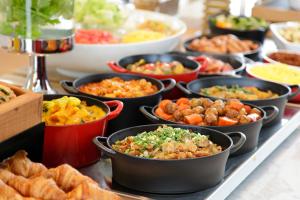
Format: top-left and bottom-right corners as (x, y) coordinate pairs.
(122, 30), (165, 43)
(138, 20), (174, 35)
(42, 96), (106, 126)
(249, 64), (300, 85)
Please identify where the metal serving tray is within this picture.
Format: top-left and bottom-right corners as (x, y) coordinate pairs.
(80, 104), (300, 200)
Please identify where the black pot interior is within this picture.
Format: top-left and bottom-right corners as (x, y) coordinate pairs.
(118, 54), (199, 71)
(187, 77), (290, 98)
(107, 124), (232, 157)
(184, 35), (261, 57)
(43, 94), (110, 114)
(73, 73), (164, 99)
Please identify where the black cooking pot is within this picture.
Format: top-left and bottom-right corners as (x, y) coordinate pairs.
(108, 53), (200, 82)
(208, 13), (269, 43)
(140, 100), (278, 155)
(107, 53), (200, 99)
(176, 77), (300, 125)
(60, 73), (176, 134)
(93, 124), (246, 194)
(168, 51), (247, 78)
(184, 35), (262, 61)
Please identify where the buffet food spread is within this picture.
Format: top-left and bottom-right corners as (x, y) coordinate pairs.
(1, 1), (300, 200)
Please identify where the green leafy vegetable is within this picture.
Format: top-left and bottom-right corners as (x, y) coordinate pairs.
(213, 14), (268, 31)
(0, 0), (74, 38)
(114, 125), (210, 158)
(74, 0), (125, 30)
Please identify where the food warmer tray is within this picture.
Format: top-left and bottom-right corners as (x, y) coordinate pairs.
(80, 104), (300, 200)
(0, 105), (299, 200)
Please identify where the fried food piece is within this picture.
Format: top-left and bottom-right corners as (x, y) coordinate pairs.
(1, 150), (47, 178)
(0, 169), (66, 200)
(189, 34), (258, 54)
(67, 181), (120, 200)
(38, 164), (97, 192)
(0, 179), (23, 200)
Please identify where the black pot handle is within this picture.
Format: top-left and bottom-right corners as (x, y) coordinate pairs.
(226, 132), (246, 154)
(93, 136), (116, 156)
(60, 80), (79, 94)
(139, 105), (160, 123)
(160, 78), (176, 94)
(260, 105), (279, 125)
(287, 84), (300, 100)
(176, 81), (192, 96)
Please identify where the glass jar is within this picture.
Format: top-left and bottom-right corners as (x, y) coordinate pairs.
(0, 0), (74, 40)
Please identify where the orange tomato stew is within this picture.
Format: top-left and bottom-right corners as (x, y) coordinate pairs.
(78, 77), (158, 98)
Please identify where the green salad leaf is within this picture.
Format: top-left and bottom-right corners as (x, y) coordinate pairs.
(74, 0), (125, 29)
(213, 14), (268, 31)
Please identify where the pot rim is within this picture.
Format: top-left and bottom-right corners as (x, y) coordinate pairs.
(72, 73), (172, 100)
(116, 53), (201, 76)
(186, 76), (291, 101)
(105, 124), (234, 162)
(43, 94), (112, 128)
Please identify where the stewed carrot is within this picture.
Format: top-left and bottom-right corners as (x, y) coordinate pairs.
(184, 114), (203, 125)
(155, 107), (173, 120)
(218, 117), (238, 126)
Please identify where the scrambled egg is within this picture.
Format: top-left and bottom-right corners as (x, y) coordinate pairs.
(121, 20), (174, 43)
(42, 96), (106, 126)
(122, 30), (165, 43)
(249, 64), (300, 85)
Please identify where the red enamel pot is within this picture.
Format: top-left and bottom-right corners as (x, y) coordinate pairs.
(107, 53), (204, 99)
(42, 94), (123, 168)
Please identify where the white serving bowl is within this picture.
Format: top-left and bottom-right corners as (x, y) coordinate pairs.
(47, 10), (187, 77)
(270, 22), (300, 51)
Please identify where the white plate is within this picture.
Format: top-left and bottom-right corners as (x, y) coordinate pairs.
(47, 9), (187, 77)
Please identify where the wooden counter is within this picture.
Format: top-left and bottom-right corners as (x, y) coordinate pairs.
(0, 49), (28, 74)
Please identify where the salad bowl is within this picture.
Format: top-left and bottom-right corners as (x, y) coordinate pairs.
(47, 9), (187, 77)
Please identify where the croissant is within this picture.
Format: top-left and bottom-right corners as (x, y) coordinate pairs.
(39, 164), (97, 192)
(67, 180), (121, 200)
(0, 151), (121, 200)
(0, 179), (24, 200)
(0, 169), (66, 200)
(1, 150), (47, 178)
(0, 179), (40, 200)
